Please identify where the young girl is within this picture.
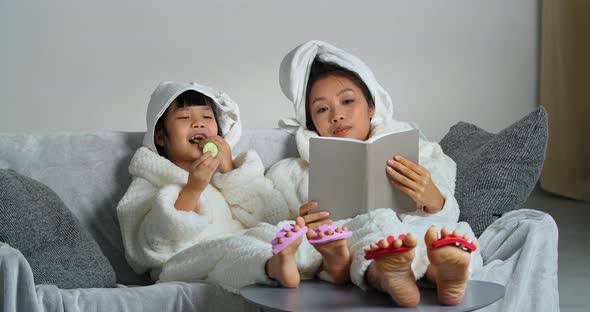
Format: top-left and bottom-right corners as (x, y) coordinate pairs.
(265, 40), (483, 307)
(116, 81), (292, 281)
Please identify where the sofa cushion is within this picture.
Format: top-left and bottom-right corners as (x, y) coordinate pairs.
(439, 107), (548, 237)
(0, 169), (116, 288)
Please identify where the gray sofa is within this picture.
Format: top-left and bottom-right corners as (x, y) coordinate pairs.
(0, 128), (559, 312)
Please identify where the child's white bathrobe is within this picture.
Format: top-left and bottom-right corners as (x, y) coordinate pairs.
(117, 81), (291, 280)
(157, 41), (482, 293)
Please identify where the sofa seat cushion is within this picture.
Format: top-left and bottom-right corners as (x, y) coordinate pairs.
(35, 281), (260, 312)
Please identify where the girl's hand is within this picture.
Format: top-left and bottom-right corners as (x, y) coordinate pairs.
(200, 135), (234, 173)
(299, 201), (332, 230)
(185, 151), (220, 194)
(386, 156), (445, 214)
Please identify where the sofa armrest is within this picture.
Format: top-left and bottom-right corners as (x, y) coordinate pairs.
(472, 209), (559, 312)
(0, 243), (41, 312)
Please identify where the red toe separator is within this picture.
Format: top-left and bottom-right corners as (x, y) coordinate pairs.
(431, 237), (477, 252)
(364, 235), (411, 260)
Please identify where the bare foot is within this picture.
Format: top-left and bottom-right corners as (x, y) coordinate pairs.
(366, 233), (420, 307)
(265, 218), (306, 288)
(308, 225), (351, 284)
(425, 226), (478, 305)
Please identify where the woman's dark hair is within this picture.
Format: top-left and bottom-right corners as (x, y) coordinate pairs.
(154, 90), (223, 158)
(305, 57), (375, 131)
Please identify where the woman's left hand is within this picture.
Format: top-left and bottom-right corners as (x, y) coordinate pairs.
(386, 155), (445, 213)
(200, 136), (235, 174)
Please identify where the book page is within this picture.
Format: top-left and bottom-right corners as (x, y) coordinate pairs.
(309, 137), (366, 221)
(367, 129), (419, 213)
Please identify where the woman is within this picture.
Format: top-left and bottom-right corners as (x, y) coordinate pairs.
(265, 40), (481, 307)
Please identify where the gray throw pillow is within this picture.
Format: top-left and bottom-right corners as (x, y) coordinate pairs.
(439, 107), (548, 237)
(0, 169), (116, 288)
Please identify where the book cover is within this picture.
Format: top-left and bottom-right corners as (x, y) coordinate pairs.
(308, 129), (419, 220)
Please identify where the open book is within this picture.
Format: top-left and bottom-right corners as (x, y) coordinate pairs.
(309, 129), (419, 220)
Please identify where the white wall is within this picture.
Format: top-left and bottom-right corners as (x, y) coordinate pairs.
(0, 0), (539, 141)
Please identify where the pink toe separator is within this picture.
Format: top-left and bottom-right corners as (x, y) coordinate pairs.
(431, 237), (477, 252)
(364, 234), (412, 260)
(271, 224), (308, 255)
(308, 224), (353, 245)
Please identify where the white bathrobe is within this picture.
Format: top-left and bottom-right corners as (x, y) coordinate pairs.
(117, 81), (291, 280)
(273, 40), (482, 289)
(264, 124), (482, 289)
(117, 147), (291, 278)
(158, 41), (482, 293)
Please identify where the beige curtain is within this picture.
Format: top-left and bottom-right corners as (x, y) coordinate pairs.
(540, 0), (590, 201)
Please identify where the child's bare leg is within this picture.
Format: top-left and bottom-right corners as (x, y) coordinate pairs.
(308, 226), (351, 284)
(265, 218), (306, 288)
(365, 234), (420, 308)
(424, 226), (477, 305)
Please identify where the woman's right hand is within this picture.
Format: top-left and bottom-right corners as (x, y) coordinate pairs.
(299, 201), (332, 230)
(185, 151), (220, 194)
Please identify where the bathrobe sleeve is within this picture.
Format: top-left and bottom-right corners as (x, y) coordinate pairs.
(398, 138), (460, 226)
(211, 150), (292, 227)
(265, 157), (311, 219)
(116, 177), (215, 273)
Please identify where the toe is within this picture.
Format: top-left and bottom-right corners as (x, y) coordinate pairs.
(424, 226), (438, 247)
(403, 233), (418, 248)
(441, 226), (450, 238)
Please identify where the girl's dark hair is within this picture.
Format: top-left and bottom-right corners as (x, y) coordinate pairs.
(154, 90), (223, 158)
(305, 57), (375, 131)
